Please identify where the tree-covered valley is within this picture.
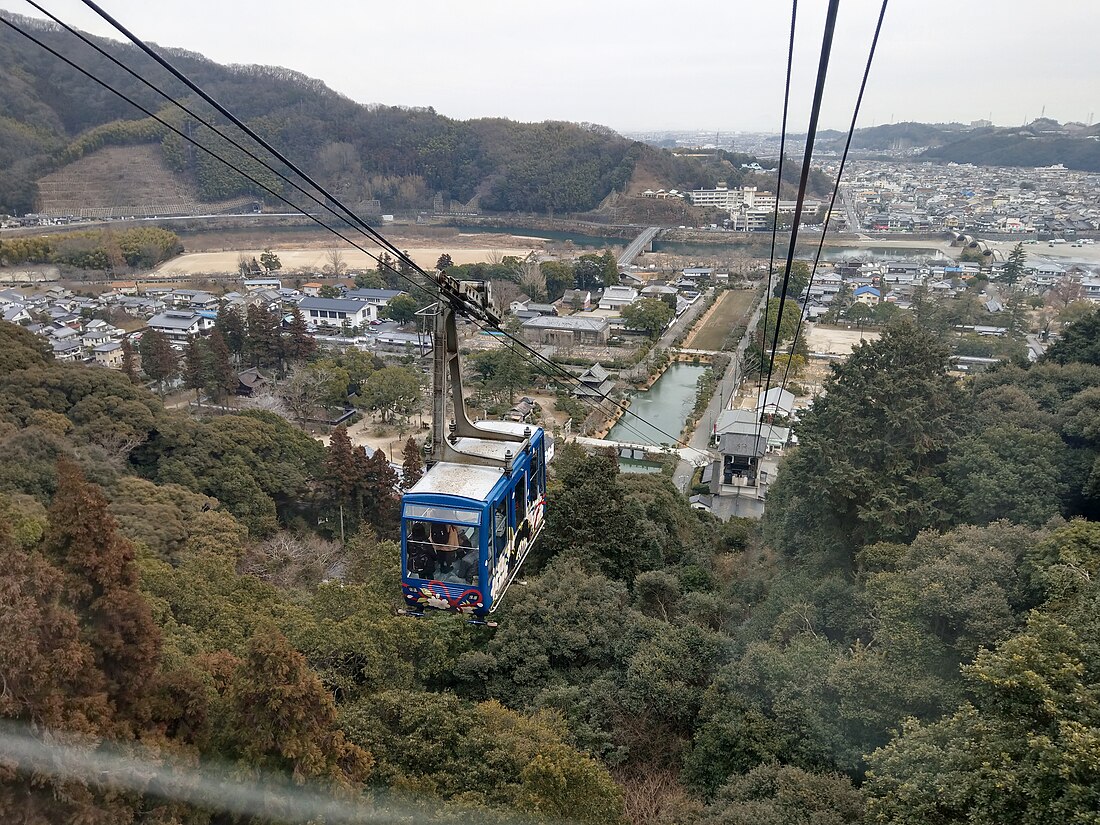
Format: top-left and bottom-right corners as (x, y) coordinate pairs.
(3, 296), (1100, 822)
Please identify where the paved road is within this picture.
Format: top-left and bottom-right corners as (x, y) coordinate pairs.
(657, 287), (714, 350)
(618, 226), (660, 268)
(671, 292), (767, 493)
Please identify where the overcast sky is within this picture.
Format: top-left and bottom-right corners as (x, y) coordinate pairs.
(2, 0), (1097, 133)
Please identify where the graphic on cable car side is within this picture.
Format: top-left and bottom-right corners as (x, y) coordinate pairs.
(400, 424), (547, 617)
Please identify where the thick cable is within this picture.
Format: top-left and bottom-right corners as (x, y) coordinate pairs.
(775, 0), (889, 399)
(757, 0), (798, 388)
(756, 0), (840, 449)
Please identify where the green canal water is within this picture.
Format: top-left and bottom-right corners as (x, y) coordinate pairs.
(606, 363), (708, 448)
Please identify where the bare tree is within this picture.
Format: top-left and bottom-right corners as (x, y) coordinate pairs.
(486, 249), (503, 265)
(239, 531), (348, 588)
(519, 258), (547, 301)
(322, 247), (348, 278)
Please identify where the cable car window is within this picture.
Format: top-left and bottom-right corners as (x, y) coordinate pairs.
(405, 519), (479, 584)
(404, 504), (480, 525)
(528, 451), (540, 503)
(493, 499), (508, 562)
(514, 474), (527, 524)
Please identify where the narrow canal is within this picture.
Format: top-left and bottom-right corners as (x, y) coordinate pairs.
(606, 363), (708, 447)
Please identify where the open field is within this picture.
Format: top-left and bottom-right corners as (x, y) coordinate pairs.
(684, 289), (758, 351)
(806, 324), (880, 355)
(151, 245), (539, 278)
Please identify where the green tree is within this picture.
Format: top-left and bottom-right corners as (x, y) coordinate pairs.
(120, 337), (137, 382)
(384, 294), (419, 324)
(764, 320), (963, 558)
(182, 337), (206, 404)
(205, 329), (238, 404)
(600, 250), (619, 287)
(574, 255), (605, 290)
(540, 260), (575, 301)
(401, 437), (423, 489)
(621, 297), (675, 339)
(259, 248), (282, 274)
(1044, 306), (1100, 367)
(699, 763), (865, 825)
(773, 260), (811, 300)
(318, 284), (341, 298)
(283, 306), (317, 363)
(361, 366), (421, 422)
(435, 253), (453, 271)
(1000, 241), (1027, 289)
(757, 297), (802, 349)
(215, 304), (247, 358)
(354, 269), (384, 289)
(138, 328), (178, 396)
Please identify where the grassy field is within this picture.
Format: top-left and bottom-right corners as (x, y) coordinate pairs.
(685, 289), (758, 351)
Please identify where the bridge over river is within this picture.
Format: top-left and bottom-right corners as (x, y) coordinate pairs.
(617, 226), (661, 268)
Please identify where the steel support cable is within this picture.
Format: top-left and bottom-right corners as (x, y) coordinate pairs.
(775, 0), (889, 399)
(3, 10), (687, 448)
(755, 0), (841, 452)
(758, 0), (798, 389)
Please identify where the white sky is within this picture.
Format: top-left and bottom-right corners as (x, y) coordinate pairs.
(1, 0), (1097, 133)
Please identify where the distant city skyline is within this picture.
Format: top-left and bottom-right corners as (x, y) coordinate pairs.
(1, 0), (1096, 134)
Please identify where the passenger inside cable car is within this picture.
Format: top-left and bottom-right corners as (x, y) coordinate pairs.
(405, 518), (479, 584)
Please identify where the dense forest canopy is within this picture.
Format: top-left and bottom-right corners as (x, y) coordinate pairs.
(1, 301), (1100, 821)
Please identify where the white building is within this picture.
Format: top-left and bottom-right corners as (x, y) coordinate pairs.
(298, 297), (377, 328)
(147, 311), (215, 344)
(597, 286), (639, 311)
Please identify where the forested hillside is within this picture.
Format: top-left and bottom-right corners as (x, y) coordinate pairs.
(0, 13), (785, 218)
(809, 119), (1100, 172)
(3, 296), (1100, 822)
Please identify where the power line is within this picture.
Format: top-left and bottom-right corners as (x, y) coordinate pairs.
(775, 0), (890, 400)
(3, 8), (688, 448)
(756, 0), (841, 447)
(758, 0), (798, 389)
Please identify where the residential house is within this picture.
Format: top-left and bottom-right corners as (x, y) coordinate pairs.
(757, 387), (795, 417)
(243, 278), (282, 291)
(148, 311), (214, 344)
(597, 285), (638, 311)
(51, 338), (84, 362)
(301, 282), (323, 297)
(853, 285), (881, 306)
(93, 341), (124, 369)
(510, 300), (558, 320)
(345, 288), (406, 306)
(521, 315), (610, 346)
(2, 304), (31, 324)
(170, 289), (219, 310)
(1081, 278), (1100, 304)
(506, 397), (536, 422)
(573, 363), (615, 400)
(298, 297), (376, 328)
(374, 331), (431, 355)
(712, 409), (789, 453)
(237, 367), (268, 397)
(560, 289), (592, 310)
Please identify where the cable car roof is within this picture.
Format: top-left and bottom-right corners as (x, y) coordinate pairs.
(470, 420), (535, 438)
(405, 462), (503, 502)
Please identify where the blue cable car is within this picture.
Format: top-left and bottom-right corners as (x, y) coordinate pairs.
(400, 280), (552, 619)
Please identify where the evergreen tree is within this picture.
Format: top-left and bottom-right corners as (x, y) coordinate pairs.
(401, 437), (423, 489)
(225, 627), (373, 785)
(284, 306), (317, 363)
(43, 459), (161, 716)
(182, 337), (206, 405)
(120, 337), (137, 382)
(259, 248), (282, 274)
(216, 304), (247, 358)
(245, 303), (284, 369)
(359, 447), (399, 534)
(138, 328), (178, 396)
(435, 252), (453, 271)
(323, 425), (360, 517)
(1000, 241), (1027, 289)
(205, 329), (238, 404)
